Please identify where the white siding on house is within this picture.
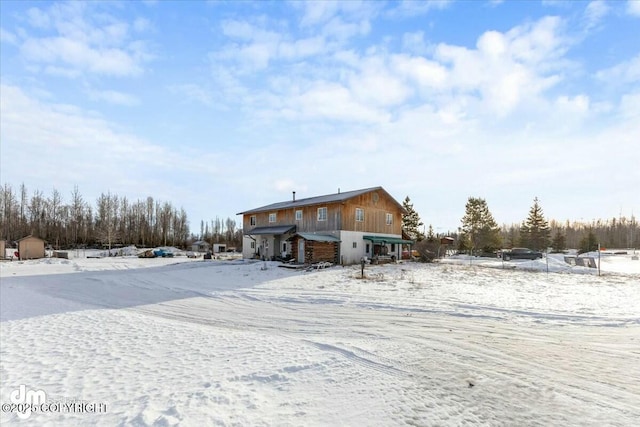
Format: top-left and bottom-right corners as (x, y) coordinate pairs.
(338, 231), (374, 265)
(242, 236), (256, 259)
(338, 231), (404, 265)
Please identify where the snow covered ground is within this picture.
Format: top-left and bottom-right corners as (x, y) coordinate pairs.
(1, 251), (639, 426)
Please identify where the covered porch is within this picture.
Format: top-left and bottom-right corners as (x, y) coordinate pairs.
(245, 225), (296, 260)
(363, 235), (414, 263)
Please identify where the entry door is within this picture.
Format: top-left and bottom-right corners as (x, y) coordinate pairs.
(298, 240), (305, 264)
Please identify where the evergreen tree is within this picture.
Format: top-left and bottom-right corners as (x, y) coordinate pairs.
(402, 196), (424, 241)
(426, 224), (436, 242)
(460, 197), (502, 255)
(551, 230), (566, 253)
(519, 197), (550, 251)
(579, 230), (598, 254)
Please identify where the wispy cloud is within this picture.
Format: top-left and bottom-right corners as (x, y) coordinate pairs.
(627, 0), (640, 17)
(169, 84), (214, 106)
(596, 54), (640, 84)
(86, 89), (140, 106)
(15, 2), (153, 77)
(583, 0), (610, 30)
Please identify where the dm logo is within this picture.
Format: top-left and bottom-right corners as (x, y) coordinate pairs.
(10, 385), (47, 420)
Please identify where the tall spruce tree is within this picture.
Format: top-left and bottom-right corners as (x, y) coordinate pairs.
(519, 197), (550, 251)
(551, 230), (566, 253)
(579, 230), (598, 254)
(402, 196), (424, 241)
(460, 197), (502, 254)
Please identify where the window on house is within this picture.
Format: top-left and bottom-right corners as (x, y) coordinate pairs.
(250, 215), (256, 226)
(251, 241), (255, 249)
(386, 213), (393, 225)
(355, 208), (364, 222)
(353, 242), (357, 249)
(317, 207), (327, 221)
(391, 243), (396, 252)
(295, 210), (302, 221)
(366, 244), (370, 253)
(269, 213), (276, 223)
(282, 243), (287, 252)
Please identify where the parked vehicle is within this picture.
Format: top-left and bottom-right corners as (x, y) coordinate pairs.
(153, 249), (174, 258)
(501, 248), (543, 261)
(138, 249), (157, 258)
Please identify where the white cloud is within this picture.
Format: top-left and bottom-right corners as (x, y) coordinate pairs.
(619, 91), (640, 119)
(86, 89), (140, 106)
(627, 0), (640, 17)
(584, 0), (610, 30)
(596, 54), (640, 84)
(0, 84), (159, 185)
(556, 94), (590, 113)
(15, 3), (152, 78)
(0, 28), (18, 45)
(347, 57), (410, 107)
(169, 84), (213, 106)
(391, 54), (447, 89)
(133, 17), (151, 33)
(0, 84), (230, 211)
(298, 1), (378, 27)
(401, 31), (427, 54)
(387, 0), (452, 18)
(22, 37), (144, 76)
(27, 7), (51, 29)
(283, 81), (389, 123)
(428, 16), (567, 116)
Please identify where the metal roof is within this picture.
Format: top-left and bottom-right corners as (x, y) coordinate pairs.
(238, 186), (405, 215)
(245, 225), (296, 235)
(294, 233), (341, 242)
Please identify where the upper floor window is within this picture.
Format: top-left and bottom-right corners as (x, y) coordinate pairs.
(250, 215), (256, 226)
(269, 213), (277, 223)
(386, 213), (393, 225)
(317, 207), (327, 221)
(355, 208), (364, 222)
(295, 210), (303, 221)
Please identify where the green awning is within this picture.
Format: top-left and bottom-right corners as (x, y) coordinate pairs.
(363, 235), (414, 245)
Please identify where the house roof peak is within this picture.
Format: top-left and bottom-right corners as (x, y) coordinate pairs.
(237, 186), (389, 215)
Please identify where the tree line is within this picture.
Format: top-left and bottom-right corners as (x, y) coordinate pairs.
(0, 183), (242, 250)
(403, 196), (639, 257)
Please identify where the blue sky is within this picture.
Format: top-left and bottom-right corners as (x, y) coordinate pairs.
(1, 0), (639, 234)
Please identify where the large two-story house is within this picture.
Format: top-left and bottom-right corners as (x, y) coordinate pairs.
(237, 186), (413, 265)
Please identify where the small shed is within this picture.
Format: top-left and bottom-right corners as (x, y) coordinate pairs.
(440, 236), (455, 245)
(213, 243), (227, 253)
(17, 235), (46, 260)
(191, 240), (211, 252)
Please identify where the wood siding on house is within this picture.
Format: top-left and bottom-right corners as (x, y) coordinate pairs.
(243, 190), (403, 235)
(340, 191), (403, 235)
(289, 236), (338, 264)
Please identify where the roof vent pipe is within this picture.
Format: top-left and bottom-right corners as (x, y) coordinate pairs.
(292, 191), (296, 201)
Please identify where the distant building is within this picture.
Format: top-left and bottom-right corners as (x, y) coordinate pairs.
(17, 235), (46, 260)
(191, 240), (211, 252)
(213, 243), (227, 253)
(238, 186), (413, 265)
